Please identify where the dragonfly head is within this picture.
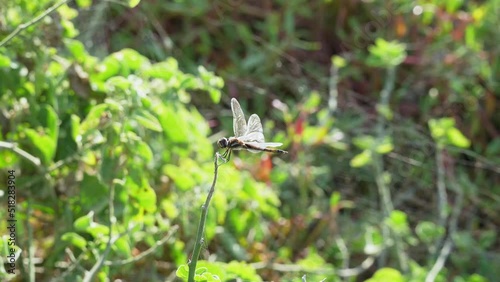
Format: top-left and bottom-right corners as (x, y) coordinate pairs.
(217, 138), (229, 148)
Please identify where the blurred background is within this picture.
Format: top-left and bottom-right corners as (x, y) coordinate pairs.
(0, 0), (499, 281)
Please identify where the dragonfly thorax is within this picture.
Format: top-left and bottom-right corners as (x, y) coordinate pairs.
(218, 137), (243, 149)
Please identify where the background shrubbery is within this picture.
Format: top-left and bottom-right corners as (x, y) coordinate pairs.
(1, 0), (498, 281)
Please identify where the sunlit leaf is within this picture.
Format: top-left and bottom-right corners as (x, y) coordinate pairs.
(176, 264), (189, 279)
(135, 185), (157, 213)
(429, 117), (470, 148)
(367, 38), (407, 67)
(350, 149), (372, 167)
(128, 0), (141, 8)
(74, 212), (94, 231)
(385, 210), (410, 235)
(446, 127), (471, 148)
(0, 53), (11, 67)
(113, 236), (132, 257)
(24, 128), (56, 164)
(415, 221), (445, 244)
(75, 0), (91, 8)
(353, 135), (375, 149)
(61, 232), (87, 250)
(134, 110), (163, 132)
(365, 268), (404, 282)
(135, 140), (153, 162)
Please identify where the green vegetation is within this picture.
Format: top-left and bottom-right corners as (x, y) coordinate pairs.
(0, 0), (498, 281)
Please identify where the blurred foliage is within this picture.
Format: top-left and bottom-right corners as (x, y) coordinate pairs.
(0, 0), (499, 281)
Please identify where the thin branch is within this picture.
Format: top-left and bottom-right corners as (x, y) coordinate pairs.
(188, 153), (221, 281)
(0, 0), (70, 48)
(426, 176), (464, 282)
(372, 67), (408, 272)
(104, 225), (179, 266)
(83, 180), (117, 282)
(250, 254), (375, 277)
(0, 141), (41, 167)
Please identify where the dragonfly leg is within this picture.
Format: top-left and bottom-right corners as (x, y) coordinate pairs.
(219, 148), (231, 163)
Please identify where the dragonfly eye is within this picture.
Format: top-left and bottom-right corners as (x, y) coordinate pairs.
(217, 138), (228, 148)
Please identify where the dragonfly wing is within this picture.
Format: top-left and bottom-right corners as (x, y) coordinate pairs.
(240, 131), (265, 143)
(245, 142), (283, 149)
(231, 98), (247, 137)
(241, 114), (264, 142)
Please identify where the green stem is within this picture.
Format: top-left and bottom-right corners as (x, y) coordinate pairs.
(0, 0), (70, 47)
(188, 154), (220, 281)
(374, 67), (408, 272)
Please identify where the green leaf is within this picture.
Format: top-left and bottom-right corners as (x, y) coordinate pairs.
(112, 49), (149, 71)
(297, 248), (328, 271)
(157, 103), (189, 143)
(367, 38), (407, 68)
(57, 4), (78, 20)
(143, 58), (179, 80)
(0, 53), (11, 67)
(112, 236), (132, 257)
(24, 128), (56, 164)
(71, 114), (81, 144)
(95, 56), (121, 81)
(135, 185), (157, 213)
(87, 223), (110, 238)
(376, 104), (393, 120)
(74, 212), (94, 231)
(353, 135), (375, 149)
(329, 192), (341, 207)
(134, 110), (163, 132)
(129, 0), (141, 8)
(76, 0), (92, 8)
(80, 104), (109, 136)
(61, 19), (79, 38)
(376, 137), (394, 154)
(135, 140), (154, 162)
(106, 76), (132, 91)
(385, 210), (409, 235)
(61, 232), (87, 250)
(415, 221), (445, 244)
(366, 268), (404, 282)
(350, 149), (372, 167)
(304, 91), (322, 110)
(176, 264), (189, 279)
(331, 55), (347, 68)
(446, 127), (471, 148)
(429, 117), (471, 148)
(195, 267), (208, 275)
(478, 230), (497, 249)
(80, 174), (109, 211)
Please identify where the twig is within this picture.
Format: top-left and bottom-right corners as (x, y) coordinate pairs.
(104, 225), (179, 266)
(83, 180), (117, 282)
(27, 200), (35, 282)
(250, 254), (375, 277)
(372, 66), (408, 272)
(188, 153), (221, 281)
(425, 176), (464, 282)
(0, 141), (41, 166)
(0, 0), (70, 47)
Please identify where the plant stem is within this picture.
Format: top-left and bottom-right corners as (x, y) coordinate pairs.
(188, 154), (220, 281)
(374, 67), (408, 272)
(0, 0), (69, 47)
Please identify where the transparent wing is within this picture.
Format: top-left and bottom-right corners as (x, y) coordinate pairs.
(231, 98), (247, 137)
(245, 141), (283, 149)
(240, 114), (264, 142)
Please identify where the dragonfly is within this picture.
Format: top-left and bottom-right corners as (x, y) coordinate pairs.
(217, 98), (287, 162)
